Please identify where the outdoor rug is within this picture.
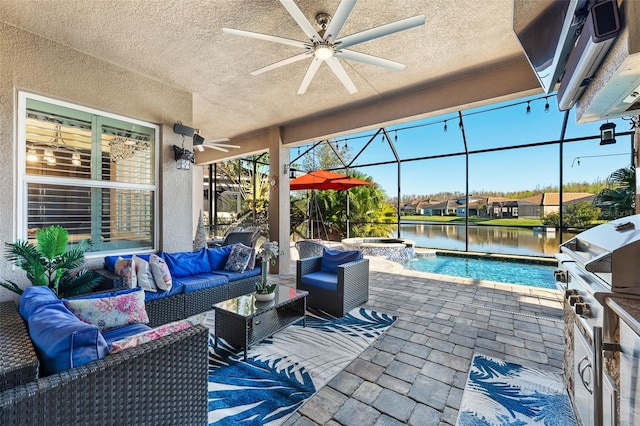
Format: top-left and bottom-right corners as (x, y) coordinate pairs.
(456, 353), (577, 426)
(207, 307), (396, 425)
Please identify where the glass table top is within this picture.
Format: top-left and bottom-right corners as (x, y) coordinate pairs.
(213, 285), (307, 318)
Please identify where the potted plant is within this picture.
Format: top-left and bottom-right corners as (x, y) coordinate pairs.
(255, 241), (279, 301)
(0, 225), (102, 298)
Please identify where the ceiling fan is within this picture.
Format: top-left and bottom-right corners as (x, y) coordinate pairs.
(193, 137), (240, 152)
(223, 0), (425, 94)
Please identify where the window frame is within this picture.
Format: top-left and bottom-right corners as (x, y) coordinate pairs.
(17, 91), (160, 258)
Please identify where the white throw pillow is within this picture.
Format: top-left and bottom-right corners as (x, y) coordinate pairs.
(132, 255), (157, 292)
(149, 254), (173, 291)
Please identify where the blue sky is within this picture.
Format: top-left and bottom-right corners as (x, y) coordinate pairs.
(293, 94), (633, 197)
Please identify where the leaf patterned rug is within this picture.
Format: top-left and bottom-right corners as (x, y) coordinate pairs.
(207, 308), (396, 425)
(456, 353), (577, 426)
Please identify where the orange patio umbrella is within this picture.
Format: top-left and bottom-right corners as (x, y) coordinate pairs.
(290, 170), (373, 191)
(289, 170), (374, 240)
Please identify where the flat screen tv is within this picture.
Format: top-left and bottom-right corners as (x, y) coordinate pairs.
(513, 0), (590, 94)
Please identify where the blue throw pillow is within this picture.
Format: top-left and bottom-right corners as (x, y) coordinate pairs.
(320, 248), (362, 274)
(27, 300), (108, 376)
(163, 248), (212, 278)
(207, 245), (234, 270)
(19, 286), (59, 320)
(224, 244), (253, 273)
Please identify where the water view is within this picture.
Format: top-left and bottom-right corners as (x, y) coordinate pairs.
(397, 222), (577, 258)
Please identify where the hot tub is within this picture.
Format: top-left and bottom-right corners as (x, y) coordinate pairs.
(341, 237), (416, 262)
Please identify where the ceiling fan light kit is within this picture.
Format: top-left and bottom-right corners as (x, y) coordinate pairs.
(223, 0), (425, 95)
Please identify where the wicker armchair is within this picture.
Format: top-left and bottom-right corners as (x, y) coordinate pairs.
(0, 301), (209, 425)
(295, 240), (325, 259)
(296, 255), (369, 317)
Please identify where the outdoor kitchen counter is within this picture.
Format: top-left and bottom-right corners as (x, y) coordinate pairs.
(606, 297), (640, 335)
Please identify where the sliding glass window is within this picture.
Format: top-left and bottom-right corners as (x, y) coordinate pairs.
(18, 93), (158, 253)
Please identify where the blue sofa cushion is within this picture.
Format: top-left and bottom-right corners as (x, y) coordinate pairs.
(27, 300), (109, 375)
(320, 248), (362, 274)
(163, 249), (211, 278)
(104, 253), (152, 273)
(301, 271), (338, 291)
(175, 274), (228, 294)
(19, 286), (59, 320)
(101, 322), (153, 349)
(212, 266), (261, 282)
(69, 286), (141, 300)
(207, 245), (233, 270)
(143, 279), (185, 302)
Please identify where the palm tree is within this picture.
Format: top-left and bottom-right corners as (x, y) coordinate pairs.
(594, 165), (635, 218)
(1, 225), (101, 297)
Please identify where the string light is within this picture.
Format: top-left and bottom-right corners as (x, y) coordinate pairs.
(458, 119), (463, 130)
(544, 97), (550, 113)
(526, 101), (531, 115)
(394, 131), (398, 142)
(444, 120), (448, 133)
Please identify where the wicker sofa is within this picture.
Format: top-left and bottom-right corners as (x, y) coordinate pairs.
(0, 300), (209, 425)
(99, 246), (261, 327)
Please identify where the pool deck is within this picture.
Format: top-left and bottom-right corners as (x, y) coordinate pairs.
(276, 249), (565, 425)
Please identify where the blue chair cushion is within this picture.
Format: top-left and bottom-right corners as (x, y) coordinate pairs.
(143, 279), (185, 302)
(211, 266), (261, 282)
(102, 322), (153, 349)
(301, 271), (338, 291)
(104, 254), (152, 273)
(320, 248), (362, 274)
(27, 300), (109, 375)
(163, 249), (211, 278)
(174, 274), (228, 294)
(19, 286), (59, 320)
(207, 245), (234, 270)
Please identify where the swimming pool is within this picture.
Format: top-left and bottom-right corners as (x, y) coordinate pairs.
(401, 255), (557, 289)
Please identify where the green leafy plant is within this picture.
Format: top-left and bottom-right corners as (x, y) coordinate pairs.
(1, 225), (102, 297)
(255, 281), (277, 294)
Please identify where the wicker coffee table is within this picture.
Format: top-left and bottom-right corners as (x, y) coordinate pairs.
(213, 285), (308, 360)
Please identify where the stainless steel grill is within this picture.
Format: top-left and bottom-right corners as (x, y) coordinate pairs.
(555, 215), (640, 426)
(560, 215), (640, 295)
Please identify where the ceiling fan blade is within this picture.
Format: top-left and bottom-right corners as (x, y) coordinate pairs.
(208, 145), (229, 152)
(207, 143), (241, 149)
(324, 0), (357, 43)
(297, 57), (323, 95)
(194, 145), (205, 152)
(325, 57), (357, 94)
(223, 27), (307, 49)
(279, 0), (322, 43)
(203, 138), (231, 144)
(336, 15), (425, 50)
(251, 52), (311, 76)
(335, 50), (405, 71)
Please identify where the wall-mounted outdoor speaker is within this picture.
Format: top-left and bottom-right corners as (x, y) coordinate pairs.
(173, 122), (195, 137)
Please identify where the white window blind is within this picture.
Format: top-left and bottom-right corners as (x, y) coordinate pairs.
(19, 93), (158, 253)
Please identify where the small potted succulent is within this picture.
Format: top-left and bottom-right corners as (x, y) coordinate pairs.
(255, 241), (279, 301)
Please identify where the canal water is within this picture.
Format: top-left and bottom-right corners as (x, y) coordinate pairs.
(396, 222), (577, 258)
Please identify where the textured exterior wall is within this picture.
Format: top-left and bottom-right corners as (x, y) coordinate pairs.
(0, 23), (193, 301)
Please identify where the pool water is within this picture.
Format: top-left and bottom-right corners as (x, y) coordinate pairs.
(402, 255), (557, 289)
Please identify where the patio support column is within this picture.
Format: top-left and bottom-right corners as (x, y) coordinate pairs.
(635, 116), (640, 214)
(267, 126), (291, 274)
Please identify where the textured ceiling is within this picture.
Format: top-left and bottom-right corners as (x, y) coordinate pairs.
(0, 0), (530, 141)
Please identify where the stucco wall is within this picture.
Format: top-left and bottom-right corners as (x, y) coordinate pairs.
(0, 23), (194, 301)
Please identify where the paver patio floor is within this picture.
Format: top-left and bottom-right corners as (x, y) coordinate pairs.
(272, 255), (564, 425)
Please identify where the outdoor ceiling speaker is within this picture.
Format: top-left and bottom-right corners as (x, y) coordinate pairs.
(557, 0), (621, 111)
(173, 122), (195, 137)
